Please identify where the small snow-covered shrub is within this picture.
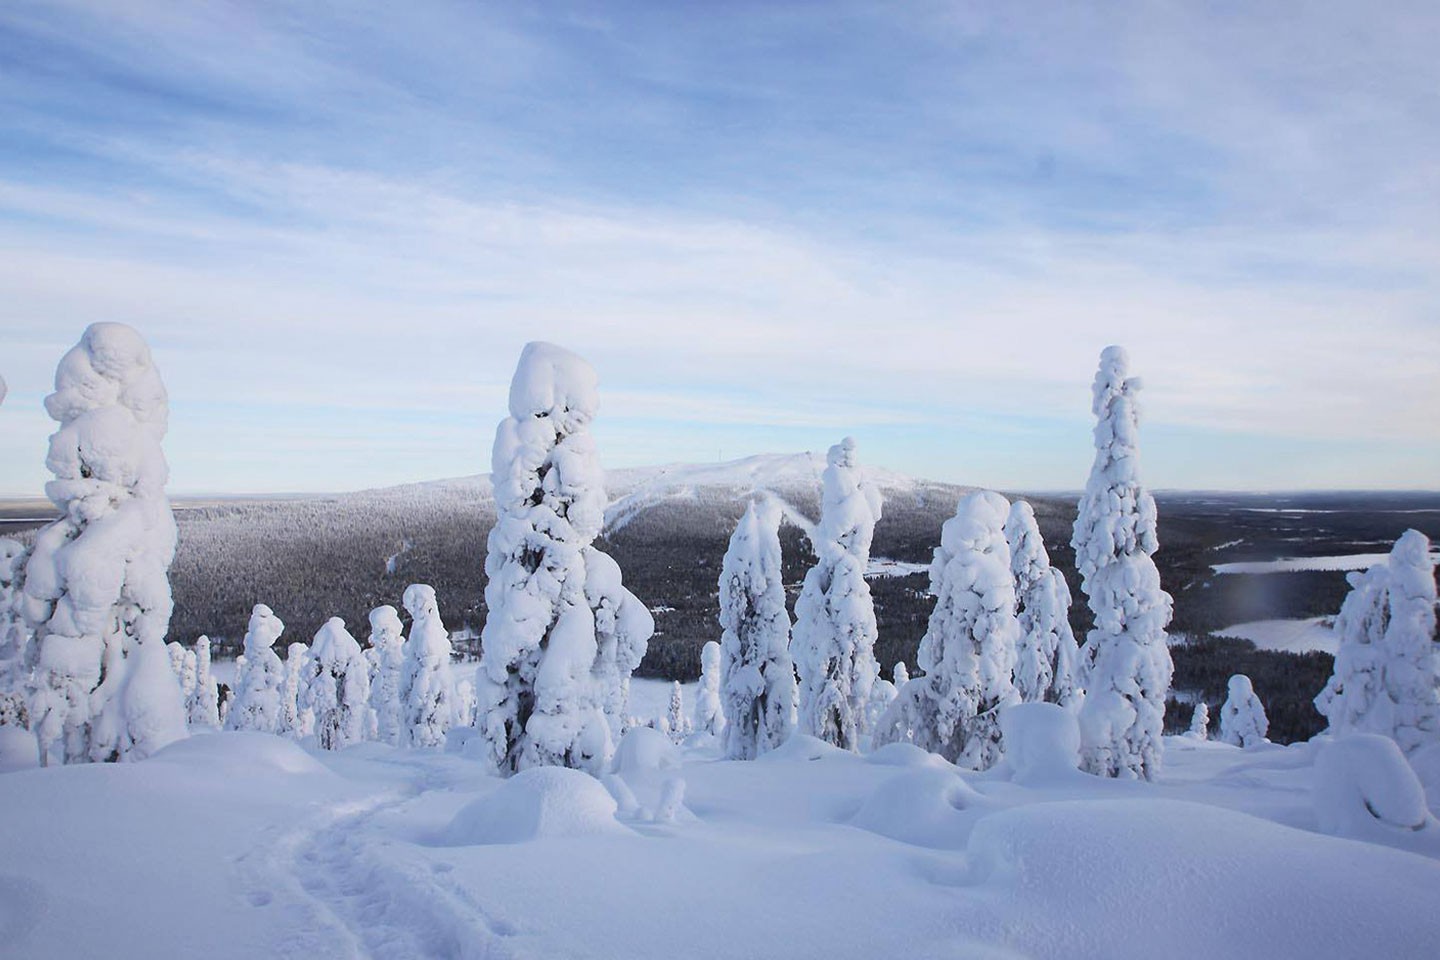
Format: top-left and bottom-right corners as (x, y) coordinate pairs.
(1186, 702), (1210, 740)
(691, 640), (725, 738)
(1219, 674), (1269, 748)
(1314, 735), (1435, 839)
(444, 766), (625, 844)
(186, 635), (221, 729)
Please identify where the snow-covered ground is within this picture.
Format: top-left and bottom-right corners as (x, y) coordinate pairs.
(1211, 550), (1440, 575)
(865, 556), (931, 579)
(1215, 618), (1339, 655)
(2, 727), (1438, 960)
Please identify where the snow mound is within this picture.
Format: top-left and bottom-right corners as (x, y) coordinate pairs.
(850, 767), (993, 848)
(961, 799), (1440, 959)
(1314, 735), (1435, 838)
(151, 732), (330, 778)
(0, 726), (38, 773)
(1000, 702), (1082, 786)
(1409, 742), (1440, 814)
(757, 734), (850, 763)
(444, 766), (625, 845)
(865, 741), (953, 770)
(613, 726), (681, 776)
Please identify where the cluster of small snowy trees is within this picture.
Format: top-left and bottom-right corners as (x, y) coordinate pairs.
(1316, 529), (1439, 756)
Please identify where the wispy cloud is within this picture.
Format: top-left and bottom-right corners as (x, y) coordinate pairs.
(1, 1), (1437, 494)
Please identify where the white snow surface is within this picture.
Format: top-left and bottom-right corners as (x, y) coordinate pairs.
(3, 730), (1440, 959)
(1215, 617), (1339, 654)
(1212, 550), (1440, 575)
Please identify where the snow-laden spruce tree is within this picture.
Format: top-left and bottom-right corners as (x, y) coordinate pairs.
(1219, 674), (1268, 748)
(720, 500), (797, 760)
(186, 635), (220, 729)
(893, 661), (910, 688)
(690, 640), (725, 739)
(401, 584), (455, 749)
(0, 539), (30, 728)
(1187, 701), (1210, 740)
(666, 681), (689, 743)
(22, 323), (186, 764)
(167, 641), (189, 695)
(874, 490), (1020, 769)
(1316, 530), (1439, 754)
(277, 641), (310, 739)
(1070, 346), (1173, 780)
(302, 618), (370, 750)
(1004, 500), (1082, 708)
(225, 604), (286, 734)
(366, 604), (406, 746)
(793, 437), (884, 750)
(474, 343), (653, 774)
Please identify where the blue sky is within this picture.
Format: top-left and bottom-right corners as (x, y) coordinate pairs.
(1, 0), (1437, 495)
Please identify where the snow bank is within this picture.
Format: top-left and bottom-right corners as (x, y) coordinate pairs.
(999, 702), (1082, 786)
(850, 766), (992, 848)
(960, 799), (1440, 959)
(443, 766), (625, 844)
(1313, 735), (1435, 840)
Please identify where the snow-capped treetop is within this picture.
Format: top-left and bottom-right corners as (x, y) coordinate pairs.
(1380, 529), (1439, 754)
(1005, 500), (1049, 595)
(369, 604), (404, 644)
(243, 604), (285, 658)
(1188, 702), (1210, 739)
(893, 661), (910, 687)
(402, 584), (438, 622)
(507, 340), (600, 425)
(1072, 344), (1159, 587)
(311, 616), (364, 669)
(817, 437), (883, 560)
(1219, 674), (1269, 748)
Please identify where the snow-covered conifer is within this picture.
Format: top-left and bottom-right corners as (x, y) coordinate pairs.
(225, 604), (286, 734)
(0, 540), (30, 728)
(666, 681), (688, 743)
(277, 642), (310, 739)
(186, 635), (221, 729)
(893, 661), (910, 688)
(719, 500), (797, 760)
(793, 438), (884, 750)
(1005, 500), (1082, 707)
(1317, 530), (1439, 754)
(1219, 675), (1268, 748)
(692, 641), (725, 738)
(167, 641), (188, 691)
(366, 604), (406, 746)
(401, 584), (455, 749)
(1187, 702), (1210, 740)
(22, 323), (186, 764)
(1070, 346), (1173, 780)
(301, 618), (370, 750)
(474, 343), (652, 775)
(873, 490), (1020, 769)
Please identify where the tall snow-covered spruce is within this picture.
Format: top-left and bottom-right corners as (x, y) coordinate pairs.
(473, 343), (653, 775)
(0, 539), (30, 728)
(719, 500), (797, 760)
(1316, 530), (1439, 754)
(22, 323), (187, 764)
(367, 604), (406, 746)
(874, 490), (1020, 769)
(1004, 500), (1082, 708)
(302, 618), (370, 750)
(226, 604), (286, 734)
(692, 640), (725, 738)
(793, 438), (883, 750)
(186, 635), (220, 729)
(1070, 346), (1173, 780)
(401, 584), (455, 749)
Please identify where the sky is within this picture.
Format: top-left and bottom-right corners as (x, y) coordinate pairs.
(1, 0), (1437, 496)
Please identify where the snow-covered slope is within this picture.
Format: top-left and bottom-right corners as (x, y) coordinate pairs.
(2, 731), (1438, 959)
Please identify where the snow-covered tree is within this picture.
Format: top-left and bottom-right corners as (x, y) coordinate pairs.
(167, 642), (188, 693)
(892, 661), (910, 688)
(1219, 675), (1268, 748)
(666, 681), (689, 743)
(1004, 500), (1082, 708)
(0, 539), (30, 728)
(692, 640), (725, 738)
(301, 618), (370, 750)
(186, 635), (221, 729)
(1070, 346), (1173, 780)
(277, 641), (310, 739)
(22, 323), (186, 764)
(873, 490), (1020, 769)
(225, 604), (286, 734)
(401, 584), (455, 749)
(366, 604), (406, 746)
(1316, 530), (1440, 754)
(1187, 702), (1210, 740)
(719, 500), (797, 760)
(793, 437), (884, 751)
(473, 343), (653, 775)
